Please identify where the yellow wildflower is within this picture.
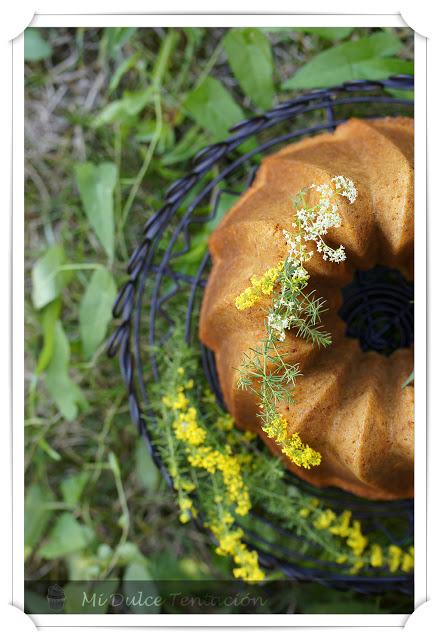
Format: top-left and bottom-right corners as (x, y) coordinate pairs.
(254, 263), (284, 295)
(188, 447), (221, 473)
(235, 288), (261, 311)
(181, 481), (196, 493)
(329, 510), (352, 537)
(288, 444), (321, 469)
(221, 511), (234, 526)
(346, 520), (368, 557)
(172, 391), (190, 410)
(264, 414), (288, 440)
(370, 544), (383, 568)
(178, 496), (193, 524)
(188, 446), (251, 516)
(216, 529), (243, 555)
(350, 560), (365, 574)
(210, 519), (265, 583)
(164, 370), (264, 582)
(217, 453), (251, 515)
(233, 549), (265, 583)
(401, 548), (414, 572)
(313, 509), (336, 530)
(264, 414), (321, 469)
(235, 263), (284, 310)
(388, 545), (403, 572)
(173, 407), (206, 445)
(336, 554), (348, 564)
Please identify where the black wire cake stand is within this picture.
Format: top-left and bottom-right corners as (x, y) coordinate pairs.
(109, 76), (414, 595)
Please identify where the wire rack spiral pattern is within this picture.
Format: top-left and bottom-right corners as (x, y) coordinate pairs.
(339, 265), (414, 355)
(109, 76), (414, 595)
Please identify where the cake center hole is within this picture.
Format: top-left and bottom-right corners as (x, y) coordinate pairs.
(338, 265), (414, 356)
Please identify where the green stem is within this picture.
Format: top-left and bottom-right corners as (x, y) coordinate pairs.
(193, 40), (224, 90)
(113, 123), (126, 260)
(90, 394), (125, 485)
(57, 263), (103, 272)
(152, 30), (179, 88)
(103, 453), (131, 577)
(117, 30), (178, 246)
(118, 92), (162, 235)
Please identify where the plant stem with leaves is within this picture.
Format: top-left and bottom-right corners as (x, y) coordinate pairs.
(236, 177), (358, 469)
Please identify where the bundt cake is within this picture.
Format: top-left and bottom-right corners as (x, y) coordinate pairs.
(199, 117), (414, 501)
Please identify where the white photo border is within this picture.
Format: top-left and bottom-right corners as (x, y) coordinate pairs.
(13, 12), (427, 628)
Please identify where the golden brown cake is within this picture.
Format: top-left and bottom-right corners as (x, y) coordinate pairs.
(199, 117), (414, 501)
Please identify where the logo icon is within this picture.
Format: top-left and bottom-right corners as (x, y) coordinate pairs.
(47, 584), (65, 611)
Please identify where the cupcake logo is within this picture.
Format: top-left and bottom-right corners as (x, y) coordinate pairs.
(47, 584), (65, 611)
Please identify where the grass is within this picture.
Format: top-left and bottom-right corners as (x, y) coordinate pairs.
(24, 26), (413, 614)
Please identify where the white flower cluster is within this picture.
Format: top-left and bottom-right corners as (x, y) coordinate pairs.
(266, 176), (357, 341)
(267, 311), (290, 342)
(282, 229), (313, 270)
(292, 176), (357, 264)
(331, 175), (357, 204)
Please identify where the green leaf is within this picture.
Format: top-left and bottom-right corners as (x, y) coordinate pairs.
(24, 29), (53, 62)
(295, 27), (355, 41)
(92, 88), (153, 127)
(32, 245), (70, 310)
(116, 542), (141, 565)
(100, 27), (137, 61)
(223, 28), (274, 110)
(61, 471), (90, 507)
(79, 267), (117, 358)
(147, 551), (210, 581)
(173, 191), (239, 276)
(135, 120), (175, 153)
(183, 77), (244, 141)
(108, 451), (121, 477)
(353, 58), (413, 78)
(66, 552), (102, 581)
(124, 561), (154, 582)
(25, 484), (54, 558)
(124, 561), (160, 614)
(260, 27), (354, 42)
(257, 27), (294, 43)
(38, 439), (61, 461)
(151, 30), (180, 87)
(45, 321), (88, 420)
(109, 52), (141, 93)
(39, 513), (93, 559)
(36, 298), (62, 373)
(161, 126), (207, 166)
(135, 439), (160, 490)
(74, 162), (117, 260)
(282, 31), (403, 90)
